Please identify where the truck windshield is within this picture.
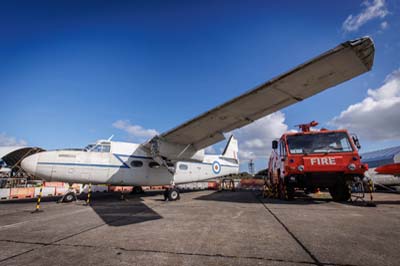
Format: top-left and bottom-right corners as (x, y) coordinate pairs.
(286, 132), (353, 154)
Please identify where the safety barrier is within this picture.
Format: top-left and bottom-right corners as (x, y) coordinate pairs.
(0, 188), (10, 200)
(34, 187), (55, 197)
(178, 182), (209, 190)
(43, 182), (65, 187)
(208, 181), (218, 190)
(150, 186), (164, 190)
(10, 187), (35, 199)
(55, 187), (69, 196)
(239, 179), (264, 190)
(108, 186), (133, 192)
(93, 185), (108, 193)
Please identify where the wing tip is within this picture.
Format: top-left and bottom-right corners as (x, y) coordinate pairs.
(347, 36), (375, 71)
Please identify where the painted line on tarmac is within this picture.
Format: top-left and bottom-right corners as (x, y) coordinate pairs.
(254, 192), (324, 266)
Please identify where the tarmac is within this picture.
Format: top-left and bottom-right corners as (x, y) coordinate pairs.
(0, 190), (399, 266)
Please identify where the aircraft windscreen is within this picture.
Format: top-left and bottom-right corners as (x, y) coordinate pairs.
(84, 144), (95, 151)
(287, 132), (353, 154)
(84, 143), (111, 153)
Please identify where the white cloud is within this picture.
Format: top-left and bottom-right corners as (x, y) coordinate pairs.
(380, 21), (388, 29)
(330, 68), (400, 140)
(230, 111), (289, 160)
(112, 120), (159, 141)
(342, 0), (388, 32)
(0, 133), (27, 146)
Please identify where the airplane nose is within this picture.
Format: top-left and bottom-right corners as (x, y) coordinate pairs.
(21, 154), (39, 175)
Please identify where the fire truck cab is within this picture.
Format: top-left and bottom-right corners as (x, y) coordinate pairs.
(267, 121), (368, 201)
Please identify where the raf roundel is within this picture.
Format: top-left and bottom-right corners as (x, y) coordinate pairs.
(212, 161), (221, 174)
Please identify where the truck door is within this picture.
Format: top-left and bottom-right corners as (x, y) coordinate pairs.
(278, 140), (287, 178)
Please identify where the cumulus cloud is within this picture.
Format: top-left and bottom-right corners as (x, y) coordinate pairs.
(0, 133), (27, 146)
(112, 120), (159, 141)
(380, 21), (388, 30)
(342, 0), (388, 32)
(230, 111), (289, 160)
(330, 68), (400, 140)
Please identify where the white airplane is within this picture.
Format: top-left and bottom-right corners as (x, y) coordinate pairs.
(21, 37), (375, 201)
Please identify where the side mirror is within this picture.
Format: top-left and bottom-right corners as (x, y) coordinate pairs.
(272, 140), (278, 150)
(352, 135), (361, 149)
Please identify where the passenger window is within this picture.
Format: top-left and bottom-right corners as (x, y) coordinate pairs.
(149, 162), (160, 168)
(130, 160), (143, 167)
(179, 164), (188, 170)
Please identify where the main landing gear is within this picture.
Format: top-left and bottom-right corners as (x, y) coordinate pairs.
(132, 186), (144, 194)
(164, 187), (180, 201)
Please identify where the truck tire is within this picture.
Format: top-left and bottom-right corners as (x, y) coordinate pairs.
(286, 185), (295, 200)
(278, 179), (286, 200)
(329, 183), (350, 202)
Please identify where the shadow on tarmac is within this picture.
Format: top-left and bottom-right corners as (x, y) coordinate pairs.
(194, 190), (261, 203)
(194, 190), (333, 205)
(88, 197), (163, 226)
(0, 192), (163, 226)
(195, 190), (400, 207)
(77, 192), (163, 226)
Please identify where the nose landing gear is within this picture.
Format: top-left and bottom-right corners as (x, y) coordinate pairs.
(164, 187), (180, 201)
(58, 184), (78, 203)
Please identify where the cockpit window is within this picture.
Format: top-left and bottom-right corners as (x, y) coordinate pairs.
(84, 144), (95, 151)
(85, 143), (111, 153)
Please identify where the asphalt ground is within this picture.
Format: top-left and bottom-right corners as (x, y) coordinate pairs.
(0, 190), (399, 266)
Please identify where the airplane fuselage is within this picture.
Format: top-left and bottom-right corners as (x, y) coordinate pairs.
(21, 141), (239, 186)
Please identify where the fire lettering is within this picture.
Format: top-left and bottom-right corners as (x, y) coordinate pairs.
(310, 157), (336, 165)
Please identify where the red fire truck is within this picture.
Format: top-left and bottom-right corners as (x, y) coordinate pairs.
(267, 121), (368, 201)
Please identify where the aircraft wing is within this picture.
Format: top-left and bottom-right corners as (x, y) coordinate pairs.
(146, 37), (374, 161)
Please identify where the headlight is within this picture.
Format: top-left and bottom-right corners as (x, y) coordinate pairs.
(348, 163), (356, 171)
(297, 165), (304, 171)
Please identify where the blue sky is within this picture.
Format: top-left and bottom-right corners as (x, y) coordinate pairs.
(1, 0), (399, 171)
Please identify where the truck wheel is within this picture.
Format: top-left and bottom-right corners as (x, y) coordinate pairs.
(329, 183), (350, 201)
(286, 185), (295, 200)
(278, 180), (286, 200)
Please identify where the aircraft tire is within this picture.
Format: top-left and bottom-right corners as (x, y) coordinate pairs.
(132, 186), (144, 194)
(63, 192), (75, 203)
(168, 188), (180, 201)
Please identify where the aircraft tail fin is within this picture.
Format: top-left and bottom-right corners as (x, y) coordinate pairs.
(221, 135), (239, 164)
